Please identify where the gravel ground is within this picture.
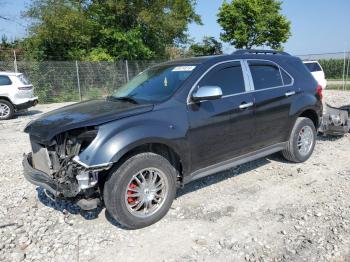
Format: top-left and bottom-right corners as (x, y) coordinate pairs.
(0, 90), (349, 262)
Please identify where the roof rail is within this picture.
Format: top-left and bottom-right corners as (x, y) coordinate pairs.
(233, 49), (291, 56)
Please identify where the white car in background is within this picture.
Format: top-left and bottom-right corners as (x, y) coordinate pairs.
(0, 72), (38, 120)
(303, 61), (327, 89)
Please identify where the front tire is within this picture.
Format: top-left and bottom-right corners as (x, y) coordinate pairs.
(103, 153), (177, 229)
(0, 99), (14, 120)
(282, 117), (317, 163)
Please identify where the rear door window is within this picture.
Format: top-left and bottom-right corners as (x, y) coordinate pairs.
(248, 60), (283, 90)
(199, 61), (246, 96)
(304, 62), (322, 72)
(0, 76), (12, 86)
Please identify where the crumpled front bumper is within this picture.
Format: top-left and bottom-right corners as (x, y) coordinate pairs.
(23, 153), (102, 210)
(22, 153), (61, 197)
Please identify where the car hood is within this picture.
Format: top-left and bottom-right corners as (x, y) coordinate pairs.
(24, 99), (154, 143)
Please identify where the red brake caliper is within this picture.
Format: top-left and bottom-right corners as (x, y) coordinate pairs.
(127, 183), (137, 203)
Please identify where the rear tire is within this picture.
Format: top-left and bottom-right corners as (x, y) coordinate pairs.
(0, 99), (14, 120)
(103, 153), (177, 229)
(282, 117), (316, 163)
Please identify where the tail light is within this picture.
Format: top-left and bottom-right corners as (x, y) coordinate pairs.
(316, 85), (323, 100)
(18, 85), (33, 91)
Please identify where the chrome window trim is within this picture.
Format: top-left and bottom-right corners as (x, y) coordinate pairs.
(244, 59), (295, 92)
(221, 91), (249, 99)
(279, 67), (285, 86)
(242, 60), (255, 92)
(280, 66), (294, 86)
(186, 58), (295, 105)
(241, 60), (254, 92)
(187, 59), (249, 104)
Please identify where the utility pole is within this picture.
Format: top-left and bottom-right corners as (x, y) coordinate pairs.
(75, 60), (82, 101)
(125, 60), (129, 82)
(346, 52), (350, 91)
(13, 49), (17, 73)
(343, 44), (348, 90)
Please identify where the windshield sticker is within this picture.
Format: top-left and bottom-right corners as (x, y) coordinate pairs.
(172, 66), (196, 72)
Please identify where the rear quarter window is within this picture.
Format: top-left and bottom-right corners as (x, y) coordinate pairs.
(0, 76), (12, 86)
(281, 70), (293, 85)
(304, 62), (322, 72)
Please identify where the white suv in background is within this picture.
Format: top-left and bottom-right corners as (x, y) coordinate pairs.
(0, 72), (38, 120)
(303, 61), (327, 89)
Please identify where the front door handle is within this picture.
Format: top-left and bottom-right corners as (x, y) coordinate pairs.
(239, 102), (254, 109)
(285, 91), (296, 97)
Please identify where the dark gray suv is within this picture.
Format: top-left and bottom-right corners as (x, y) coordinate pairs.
(23, 50), (323, 229)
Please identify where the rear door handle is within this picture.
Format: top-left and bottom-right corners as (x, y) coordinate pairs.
(285, 91), (296, 97)
(239, 102), (254, 109)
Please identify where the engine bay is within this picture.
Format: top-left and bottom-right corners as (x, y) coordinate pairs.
(30, 127), (100, 199)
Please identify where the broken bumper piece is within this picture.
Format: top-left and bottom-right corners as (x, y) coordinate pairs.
(319, 104), (350, 136)
(23, 153), (62, 197)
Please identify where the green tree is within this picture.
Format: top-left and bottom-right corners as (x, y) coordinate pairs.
(189, 36), (223, 56)
(0, 35), (23, 61)
(1, 35), (10, 48)
(24, 0), (94, 60)
(24, 0), (201, 60)
(217, 0), (291, 49)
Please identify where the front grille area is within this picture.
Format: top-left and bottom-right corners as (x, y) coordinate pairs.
(30, 139), (52, 174)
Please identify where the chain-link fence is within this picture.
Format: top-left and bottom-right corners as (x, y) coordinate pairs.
(0, 60), (161, 103)
(0, 51), (349, 104)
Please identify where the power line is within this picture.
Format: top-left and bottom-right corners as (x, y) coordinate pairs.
(297, 52), (349, 57)
(0, 15), (10, 21)
(0, 14), (27, 28)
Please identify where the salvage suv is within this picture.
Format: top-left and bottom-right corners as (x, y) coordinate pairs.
(23, 50), (323, 229)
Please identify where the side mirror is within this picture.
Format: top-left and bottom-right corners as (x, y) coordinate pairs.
(192, 86), (223, 102)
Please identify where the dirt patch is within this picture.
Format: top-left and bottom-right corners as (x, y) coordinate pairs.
(0, 91), (349, 262)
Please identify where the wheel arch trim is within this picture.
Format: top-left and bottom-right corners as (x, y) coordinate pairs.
(109, 138), (188, 173)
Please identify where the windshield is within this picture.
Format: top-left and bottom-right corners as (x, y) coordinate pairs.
(112, 64), (196, 103)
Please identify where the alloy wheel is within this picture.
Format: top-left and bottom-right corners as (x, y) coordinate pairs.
(125, 168), (168, 218)
(297, 125), (314, 156)
(0, 103), (10, 119)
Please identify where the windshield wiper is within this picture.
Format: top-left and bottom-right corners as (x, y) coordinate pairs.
(108, 96), (139, 104)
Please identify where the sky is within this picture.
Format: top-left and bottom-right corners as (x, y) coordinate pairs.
(1, 0), (350, 55)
